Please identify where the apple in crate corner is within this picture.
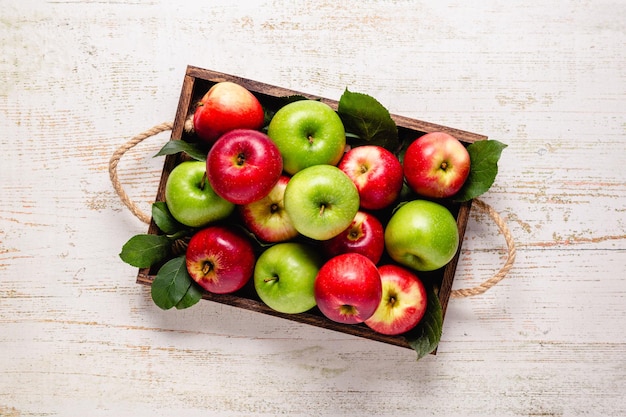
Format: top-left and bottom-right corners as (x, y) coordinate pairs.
(384, 199), (459, 272)
(253, 242), (324, 314)
(338, 145), (404, 210)
(207, 129), (283, 205)
(239, 175), (299, 243)
(314, 253), (382, 324)
(185, 225), (256, 294)
(267, 100), (346, 175)
(322, 210), (385, 264)
(164, 160), (235, 228)
(364, 265), (427, 335)
(192, 81), (265, 144)
(403, 131), (471, 199)
(283, 164), (360, 241)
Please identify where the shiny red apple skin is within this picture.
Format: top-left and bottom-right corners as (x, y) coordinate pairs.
(314, 253), (382, 324)
(338, 145), (404, 210)
(364, 264), (427, 335)
(192, 81), (265, 145)
(403, 131), (471, 199)
(185, 225), (256, 294)
(239, 175), (299, 243)
(322, 210), (384, 264)
(207, 129), (283, 205)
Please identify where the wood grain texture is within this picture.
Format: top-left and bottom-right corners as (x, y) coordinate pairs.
(1, 0), (625, 416)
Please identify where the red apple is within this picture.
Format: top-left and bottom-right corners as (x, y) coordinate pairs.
(314, 253), (382, 324)
(338, 145), (404, 210)
(322, 210), (384, 264)
(403, 131), (471, 199)
(192, 81), (265, 145)
(185, 225), (255, 294)
(364, 265), (427, 335)
(207, 129), (283, 205)
(239, 175), (299, 243)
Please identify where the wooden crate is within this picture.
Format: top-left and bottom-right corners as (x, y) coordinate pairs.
(137, 65), (487, 350)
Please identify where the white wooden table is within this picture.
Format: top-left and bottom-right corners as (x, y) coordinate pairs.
(2, 1), (625, 415)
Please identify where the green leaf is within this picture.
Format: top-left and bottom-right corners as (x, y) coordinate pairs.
(154, 140), (207, 162)
(175, 281), (203, 309)
(119, 234), (171, 268)
(337, 88), (399, 152)
(151, 202), (186, 235)
(151, 256), (193, 310)
(453, 140), (508, 202)
(404, 285), (443, 360)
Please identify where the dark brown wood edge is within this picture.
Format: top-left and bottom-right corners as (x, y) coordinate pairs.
(186, 66), (489, 143)
(138, 74), (195, 276)
(137, 65), (487, 352)
(440, 201), (473, 317)
(137, 270), (415, 349)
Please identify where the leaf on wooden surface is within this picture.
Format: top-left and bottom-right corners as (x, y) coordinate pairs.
(151, 202), (186, 235)
(151, 256), (193, 310)
(337, 89), (399, 152)
(404, 285), (443, 360)
(119, 234), (170, 268)
(154, 140), (207, 162)
(453, 140), (507, 202)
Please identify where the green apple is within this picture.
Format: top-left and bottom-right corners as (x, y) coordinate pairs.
(267, 100), (346, 175)
(253, 242), (324, 314)
(384, 200), (459, 271)
(164, 160), (235, 228)
(283, 164), (360, 240)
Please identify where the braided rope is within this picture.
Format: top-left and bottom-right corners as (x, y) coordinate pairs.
(450, 198), (517, 298)
(108, 123), (515, 297)
(108, 122), (173, 224)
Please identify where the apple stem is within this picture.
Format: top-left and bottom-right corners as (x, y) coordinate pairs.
(319, 204), (325, 216)
(440, 161), (448, 171)
(200, 173), (207, 191)
(308, 135), (314, 144)
(388, 295), (397, 307)
(202, 261), (213, 275)
(339, 304), (357, 316)
(237, 152), (245, 166)
(264, 275), (278, 284)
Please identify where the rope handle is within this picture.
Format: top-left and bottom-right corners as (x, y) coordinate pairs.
(108, 123), (516, 298)
(108, 122), (173, 224)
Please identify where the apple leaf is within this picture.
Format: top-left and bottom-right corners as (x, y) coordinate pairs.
(453, 140), (507, 202)
(175, 281), (203, 309)
(337, 88), (399, 152)
(151, 255), (194, 310)
(154, 140), (207, 162)
(404, 285), (443, 360)
(119, 234), (171, 268)
(151, 202), (186, 235)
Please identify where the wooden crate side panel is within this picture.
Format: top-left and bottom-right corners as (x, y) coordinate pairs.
(138, 65), (486, 350)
